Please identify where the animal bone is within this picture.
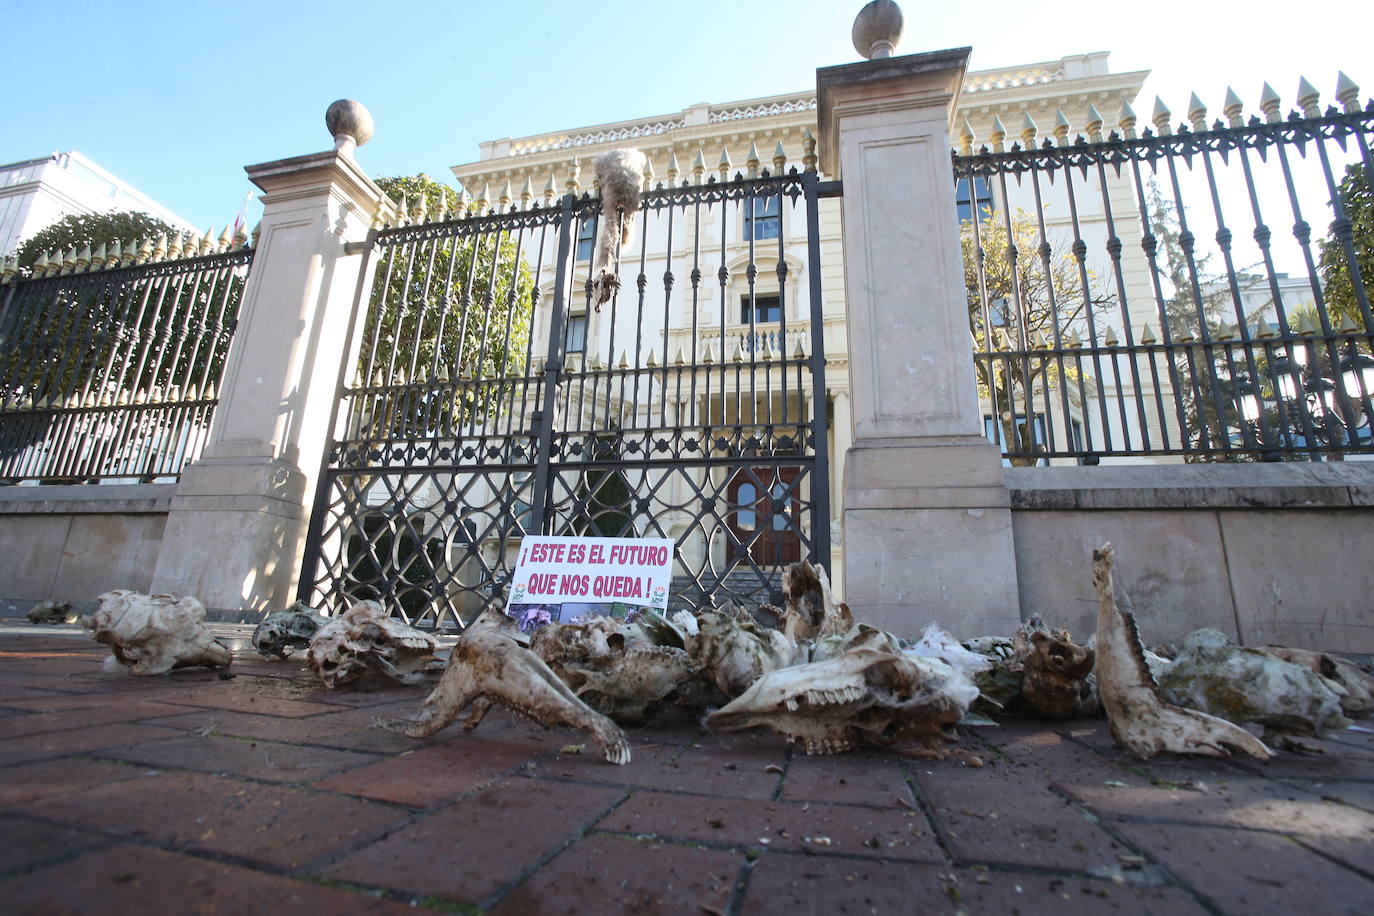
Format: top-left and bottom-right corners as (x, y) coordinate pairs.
(379, 612), (631, 765)
(531, 617), (696, 724)
(1264, 646), (1374, 719)
(706, 646), (977, 756)
(28, 599), (77, 624)
(1010, 615), (1096, 719)
(1157, 631), (1350, 739)
(590, 149), (647, 310)
(780, 560), (852, 643)
(1091, 545), (1270, 761)
(86, 590), (231, 675)
(686, 606), (799, 702)
(307, 600), (438, 688)
(252, 601), (327, 658)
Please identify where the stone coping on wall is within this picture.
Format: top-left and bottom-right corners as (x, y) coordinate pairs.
(1006, 462), (1374, 511)
(0, 483), (175, 515)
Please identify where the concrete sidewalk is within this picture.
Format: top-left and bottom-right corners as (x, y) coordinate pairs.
(1, 625), (1371, 915)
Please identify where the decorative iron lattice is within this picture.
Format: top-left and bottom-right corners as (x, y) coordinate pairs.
(300, 170), (831, 628)
(0, 248), (253, 481)
(957, 95), (1374, 463)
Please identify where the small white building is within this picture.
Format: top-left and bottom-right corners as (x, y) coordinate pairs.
(0, 151), (193, 256)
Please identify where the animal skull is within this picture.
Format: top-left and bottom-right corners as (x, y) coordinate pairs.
(379, 612), (631, 765)
(779, 561), (852, 643)
(86, 590), (231, 675)
(1091, 545), (1271, 761)
(307, 600), (438, 688)
(28, 599), (77, 624)
(686, 606), (799, 702)
(1010, 615), (1096, 719)
(252, 601), (327, 658)
(706, 646), (978, 756)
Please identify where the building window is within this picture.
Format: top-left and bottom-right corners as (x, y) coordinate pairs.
(956, 176), (993, 222)
(740, 294), (781, 324)
(983, 413), (1049, 466)
(575, 219), (595, 261)
(565, 313), (587, 353)
(745, 195), (781, 241)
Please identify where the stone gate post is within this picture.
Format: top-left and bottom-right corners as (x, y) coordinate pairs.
(150, 102), (392, 614)
(817, 6), (1022, 636)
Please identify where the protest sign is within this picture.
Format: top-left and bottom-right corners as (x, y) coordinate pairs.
(503, 535), (675, 633)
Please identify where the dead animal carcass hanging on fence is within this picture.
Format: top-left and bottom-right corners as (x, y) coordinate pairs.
(87, 590), (232, 675)
(590, 149), (647, 310)
(380, 612), (631, 765)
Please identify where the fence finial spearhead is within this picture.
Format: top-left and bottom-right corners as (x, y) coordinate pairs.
(1259, 82), (1282, 123)
(1151, 97), (1173, 136)
(852, 0), (903, 60)
(1117, 102), (1136, 140)
(718, 146), (732, 180)
(325, 99), (374, 157)
(642, 156), (655, 190)
(746, 142), (760, 178)
(217, 224), (234, 252)
(773, 141), (787, 175)
(411, 192), (429, 223)
(199, 227), (215, 256)
(1, 254), (17, 284)
(667, 152), (682, 184)
(433, 190), (449, 222)
(691, 148), (707, 184)
(566, 157), (582, 194)
(1053, 109), (1072, 146)
(958, 118), (975, 155)
(544, 171), (557, 205)
(1085, 104), (1104, 141)
(520, 177), (533, 210)
(477, 184), (491, 216)
(1335, 72), (1361, 114)
(1297, 76), (1321, 118)
(1223, 88), (1244, 128)
(801, 130), (818, 173)
(1020, 112), (1037, 147)
(498, 181), (512, 214)
(1187, 93), (1208, 132)
(989, 115), (1007, 152)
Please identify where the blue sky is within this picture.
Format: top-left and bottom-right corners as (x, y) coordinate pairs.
(1, 0), (1365, 233)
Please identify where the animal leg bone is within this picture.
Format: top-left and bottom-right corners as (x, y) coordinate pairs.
(1092, 544), (1271, 761)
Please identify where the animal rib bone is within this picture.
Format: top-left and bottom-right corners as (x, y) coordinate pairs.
(380, 613), (630, 765)
(1091, 545), (1270, 761)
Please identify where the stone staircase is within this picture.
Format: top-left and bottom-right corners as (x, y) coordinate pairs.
(668, 569), (783, 613)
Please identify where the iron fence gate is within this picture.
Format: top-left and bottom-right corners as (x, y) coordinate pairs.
(299, 169), (831, 628)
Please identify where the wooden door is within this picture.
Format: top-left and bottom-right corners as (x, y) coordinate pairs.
(728, 467), (801, 565)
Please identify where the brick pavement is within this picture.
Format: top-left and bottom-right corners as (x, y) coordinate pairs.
(1, 626), (1372, 915)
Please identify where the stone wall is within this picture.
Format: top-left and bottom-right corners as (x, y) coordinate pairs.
(1007, 463), (1374, 653)
(0, 484), (172, 615)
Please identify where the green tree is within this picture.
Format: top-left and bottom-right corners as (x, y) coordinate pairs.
(15, 210), (180, 268)
(361, 175), (537, 439)
(1318, 163), (1373, 332)
(962, 208), (1113, 464)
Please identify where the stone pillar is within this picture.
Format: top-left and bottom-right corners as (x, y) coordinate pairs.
(151, 101), (392, 614)
(817, 44), (1022, 637)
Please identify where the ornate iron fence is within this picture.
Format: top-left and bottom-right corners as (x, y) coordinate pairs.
(0, 240), (253, 482)
(299, 168), (831, 628)
(956, 81), (1373, 463)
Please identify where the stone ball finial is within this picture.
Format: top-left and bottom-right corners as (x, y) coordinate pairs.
(852, 0), (903, 60)
(325, 99), (374, 155)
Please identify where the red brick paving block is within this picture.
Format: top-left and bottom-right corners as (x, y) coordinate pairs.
(0, 757), (143, 806)
(0, 723), (182, 767)
(0, 844), (417, 914)
(1062, 765), (1374, 838)
(547, 737), (784, 799)
(21, 770), (410, 870)
(0, 699), (191, 740)
(1113, 820), (1374, 913)
(322, 778), (625, 905)
(0, 684), (68, 702)
(0, 815), (108, 876)
(490, 833), (742, 915)
(147, 707), (440, 754)
(313, 735), (544, 806)
(96, 734), (379, 783)
(947, 871), (1210, 916)
(739, 855), (948, 914)
(913, 767), (1128, 870)
(153, 684), (340, 718)
(600, 791), (941, 861)
(1289, 779), (1374, 814)
(779, 750), (915, 806)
